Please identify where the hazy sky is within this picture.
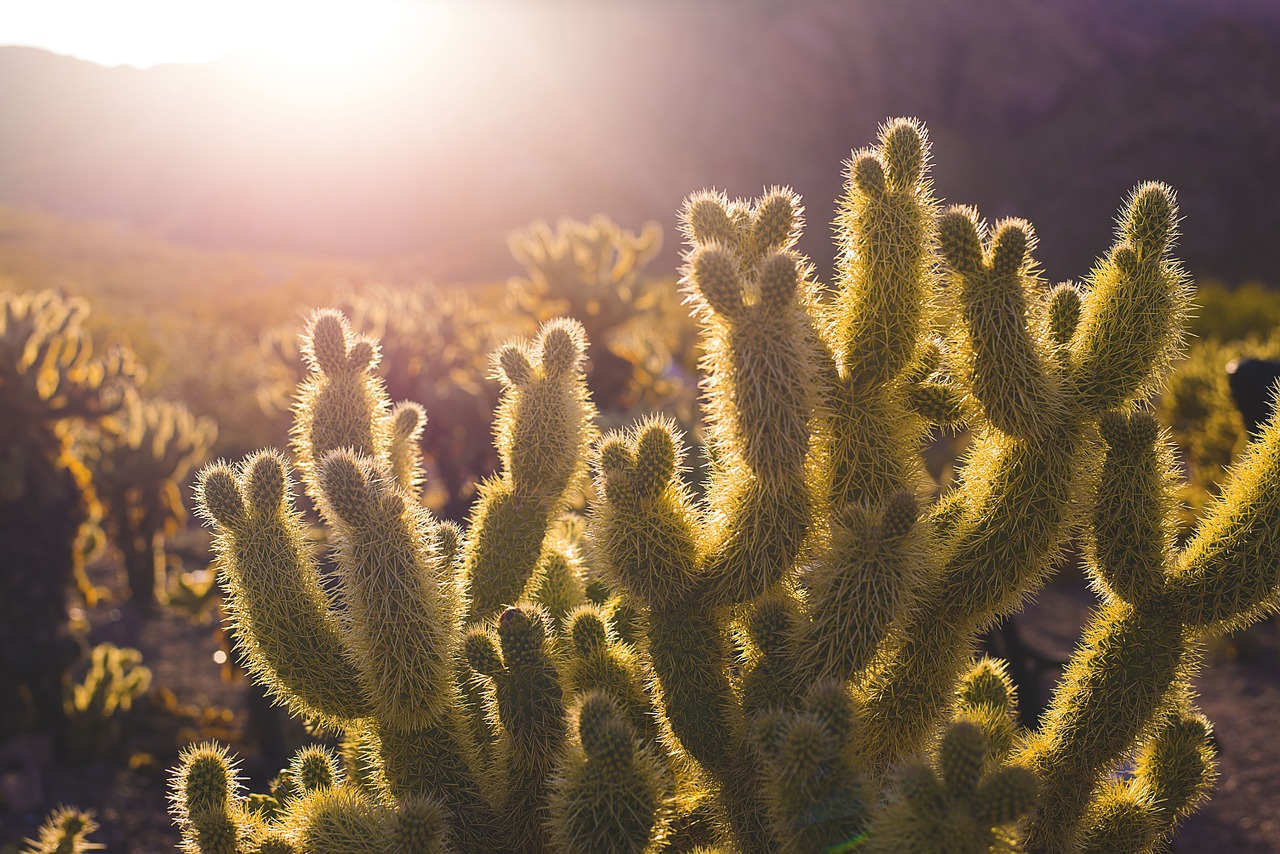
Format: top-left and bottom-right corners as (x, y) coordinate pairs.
(0, 0), (440, 68)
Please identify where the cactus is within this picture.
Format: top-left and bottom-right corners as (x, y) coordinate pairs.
(19, 805), (102, 854)
(79, 394), (217, 610)
(0, 289), (134, 753)
(64, 642), (153, 762)
(260, 283), (514, 522)
(175, 120), (1280, 853)
(508, 215), (696, 423)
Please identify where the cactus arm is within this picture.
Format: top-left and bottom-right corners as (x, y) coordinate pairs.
(798, 491), (926, 684)
(825, 119), (938, 507)
(1070, 183), (1190, 412)
(315, 452), (457, 731)
(290, 310), (392, 500)
(462, 320), (597, 622)
(1169, 412), (1280, 631)
(939, 210), (1066, 440)
(1021, 598), (1188, 854)
(386, 401), (426, 497)
(197, 454), (368, 725)
(680, 188), (822, 605)
(859, 423), (1085, 765)
(548, 692), (664, 854)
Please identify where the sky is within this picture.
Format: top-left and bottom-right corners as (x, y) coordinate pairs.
(0, 0), (446, 69)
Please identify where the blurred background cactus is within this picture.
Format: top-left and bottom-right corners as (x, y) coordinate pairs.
(168, 120), (1280, 853)
(77, 396), (218, 611)
(64, 642), (152, 764)
(507, 215), (698, 431)
(0, 288), (135, 753)
(1158, 318), (1280, 529)
(16, 805), (101, 854)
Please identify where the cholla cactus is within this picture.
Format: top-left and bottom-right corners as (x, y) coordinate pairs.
(65, 642), (153, 761)
(80, 395), (217, 609)
(260, 283), (516, 522)
(1158, 330), (1280, 525)
(0, 289), (135, 752)
(20, 805), (102, 854)
(508, 215), (693, 420)
(176, 121), (1280, 853)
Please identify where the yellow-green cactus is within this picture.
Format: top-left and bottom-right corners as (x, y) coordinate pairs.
(80, 394), (217, 609)
(20, 805), (102, 854)
(64, 642), (152, 762)
(0, 289), (135, 752)
(175, 120), (1280, 854)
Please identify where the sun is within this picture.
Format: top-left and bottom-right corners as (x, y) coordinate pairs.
(238, 2), (425, 92)
(0, 1), (448, 81)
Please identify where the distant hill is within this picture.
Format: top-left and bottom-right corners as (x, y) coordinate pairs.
(3, 0), (1280, 284)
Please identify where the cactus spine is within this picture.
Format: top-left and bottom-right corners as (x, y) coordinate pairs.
(176, 121), (1280, 853)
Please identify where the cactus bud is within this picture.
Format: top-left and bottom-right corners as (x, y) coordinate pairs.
(245, 451), (286, 517)
(198, 465), (245, 530)
(496, 344), (533, 387)
(308, 311), (349, 375)
(940, 720), (987, 796)
(498, 606), (545, 668)
(569, 606), (610, 655)
(690, 245), (745, 319)
(851, 153), (886, 197)
(633, 421), (677, 501)
(1048, 282), (1082, 345)
(881, 118), (927, 190)
(939, 207), (984, 275)
(540, 319), (585, 380)
(685, 191), (737, 246)
(991, 220), (1032, 280)
(464, 629), (503, 677)
(317, 452), (375, 525)
(881, 490), (918, 543)
(758, 251), (800, 310)
(752, 188), (801, 253)
(288, 745), (343, 793)
(1121, 182), (1177, 260)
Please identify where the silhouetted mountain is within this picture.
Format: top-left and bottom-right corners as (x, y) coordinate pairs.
(2, 0), (1278, 283)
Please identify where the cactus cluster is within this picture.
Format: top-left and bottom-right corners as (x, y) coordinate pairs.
(79, 394), (218, 609)
(0, 289), (135, 751)
(259, 283), (514, 521)
(176, 120), (1280, 853)
(508, 215), (694, 422)
(64, 642), (153, 762)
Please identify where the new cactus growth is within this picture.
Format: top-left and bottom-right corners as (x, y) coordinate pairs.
(176, 120), (1280, 853)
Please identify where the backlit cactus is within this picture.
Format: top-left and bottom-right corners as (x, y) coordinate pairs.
(64, 642), (152, 762)
(0, 288), (134, 752)
(508, 214), (695, 423)
(174, 120), (1280, 853)
(20, 805), (102, 854)
(80, 394), (217, 609)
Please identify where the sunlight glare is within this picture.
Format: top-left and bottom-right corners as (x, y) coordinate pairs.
(239, 2), (427, 94)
